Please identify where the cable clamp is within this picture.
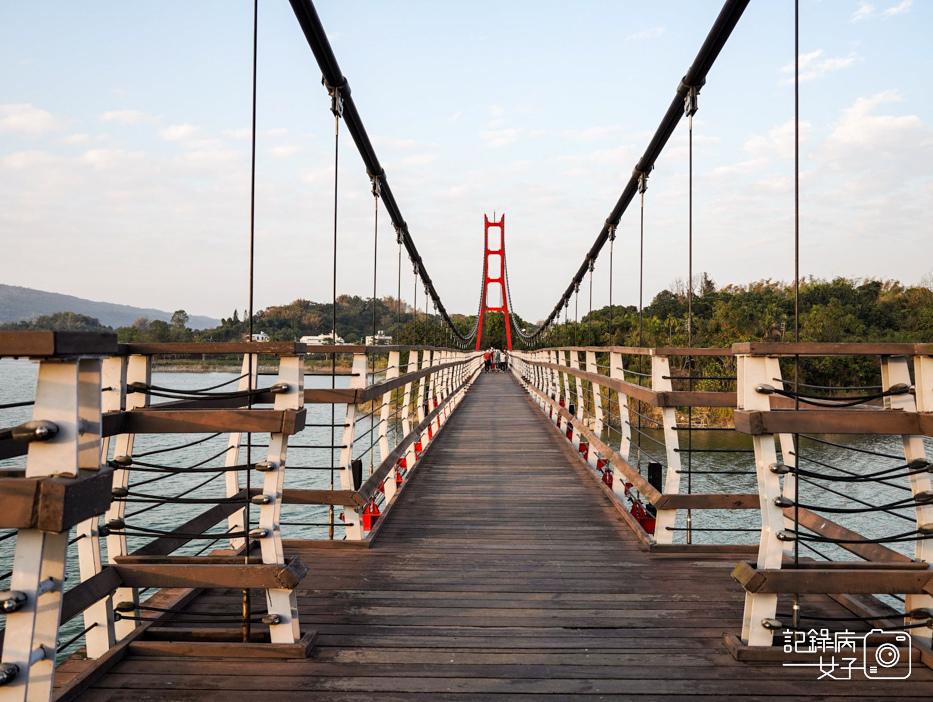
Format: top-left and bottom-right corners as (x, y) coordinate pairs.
(323, 78), (347, 118)
(608, 223), (617, 242)
(368, 170), (383, 198)
(684, 84), (700, 117)
(633, 165), (652, 194)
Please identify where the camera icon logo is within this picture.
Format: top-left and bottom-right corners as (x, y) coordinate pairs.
(863, 629), (911, 679)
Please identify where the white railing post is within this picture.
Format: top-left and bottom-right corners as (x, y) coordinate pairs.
(609, 352), (633, 502)
(738, 353), (784, 646)
(1, 356), (102, 702)
(257, 354), (304, 643)
(416, 350), (428, 426)
(338, 353), (369, 541)
(76, 357), (121, 659)
(105, 353), (150, 640)
(586, 350), (604, 469)
(380, 351), (400, 502)
(882, 354), (933, 646)
(225, 353), (258, 551)
(651, 355), (681, 545)
(401, 351), (417, 470)
(568, 351), (583, 449)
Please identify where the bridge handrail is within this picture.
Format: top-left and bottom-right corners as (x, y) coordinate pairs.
(0, 333), (482, 698)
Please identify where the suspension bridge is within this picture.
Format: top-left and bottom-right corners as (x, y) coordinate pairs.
(1, 0), (932, 700)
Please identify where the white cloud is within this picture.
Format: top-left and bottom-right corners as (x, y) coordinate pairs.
(267, 145), (300, 159)
(402, 154), (437, 166)
(815, 91), (930, 170)
(565, 125), (622, 141)
(488, 105), (504, 118)
(266, 128), (288, 138)
(0, 104), (66, 137)
(479, 128), (519, 148)
(851, 2), (875, 21)
(60, 134), (91, 145)
(99, 109), (157, 125)
(449, 111), (461, 122)
(745, 119), (811, 161)
(625, 27), (665, 41)
(159, 124), (201, 142)
(1, 150), (58, 170)
(883, 0), (912, 18)
(224, 128), (251, 139)
(780, 50), (857, 84)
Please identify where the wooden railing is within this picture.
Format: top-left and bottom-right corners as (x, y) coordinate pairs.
(513, 342), (933, 666)
(0, 332), (481, 700)
(728, 342), (933, 659)
(510, 346), (756, 550)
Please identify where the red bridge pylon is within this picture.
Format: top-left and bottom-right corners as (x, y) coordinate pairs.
(476, 214), (512, 351)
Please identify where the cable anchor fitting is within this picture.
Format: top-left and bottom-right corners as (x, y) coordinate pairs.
(634, 166), (652, 194)
(324, 78), (346, 119)
(684, 84), (700, 117)
(368, 170), (383, 198)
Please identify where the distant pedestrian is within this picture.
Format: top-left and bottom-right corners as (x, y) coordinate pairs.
(494, 349), (501, 371)
(483, 348), (491, 372)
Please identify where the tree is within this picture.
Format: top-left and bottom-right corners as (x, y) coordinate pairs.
(171, 310), (189, 328)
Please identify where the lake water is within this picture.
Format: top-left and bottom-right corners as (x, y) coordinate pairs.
(0, 358), (929, 657)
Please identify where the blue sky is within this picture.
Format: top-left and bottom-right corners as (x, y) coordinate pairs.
(1, 1), (930, 324)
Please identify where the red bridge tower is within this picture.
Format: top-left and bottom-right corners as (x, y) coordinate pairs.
(476, 214), (512, 351)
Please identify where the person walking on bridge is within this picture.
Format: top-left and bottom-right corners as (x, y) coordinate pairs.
(483, 348), (491, 373)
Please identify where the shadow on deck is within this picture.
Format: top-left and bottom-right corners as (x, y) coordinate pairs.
(61, 372), (933, 700)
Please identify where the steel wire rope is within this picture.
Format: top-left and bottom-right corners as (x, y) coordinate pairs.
(242, 0), (260, 641)
(327, 70), (343, 543)
(791, 0), (802, 629)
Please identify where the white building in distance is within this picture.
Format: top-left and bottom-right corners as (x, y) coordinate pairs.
(300, 332), (346, 345)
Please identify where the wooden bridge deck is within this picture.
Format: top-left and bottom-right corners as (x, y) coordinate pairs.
(60, 372), (933, 700)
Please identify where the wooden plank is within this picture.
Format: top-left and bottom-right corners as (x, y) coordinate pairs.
(109, 557), (308, 589)
(60, 566), (124, 624)
(358, 359), (463, 403)
(734, 408), (922, 435)
(0, 469), (113, 531)
(127, 629), (316, 659)
(787, 506), (914, 563)
(131, 500), (245, 557)
(653, 493), (759, 510)
(733, 341), (920, 357)
(122, 407), (306, 435)
(304, 388), (360, 404)
(527, 360), (735, 408)
(0, 331), (117, 358)
(53, 587), (201, 702)
(118, 342), (307, 355)
(732, 561), (933, 594)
